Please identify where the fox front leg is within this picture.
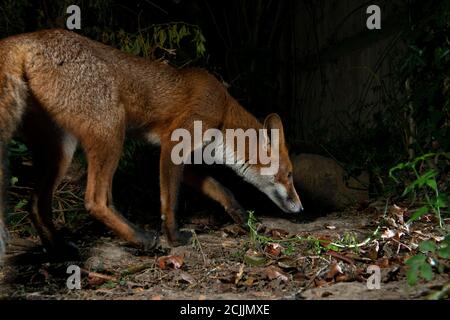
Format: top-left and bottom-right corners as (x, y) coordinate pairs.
(159, 143), (192, 246)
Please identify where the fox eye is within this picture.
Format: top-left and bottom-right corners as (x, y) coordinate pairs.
(287, 172), (292, 179)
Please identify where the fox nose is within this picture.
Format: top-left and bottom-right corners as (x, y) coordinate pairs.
(289, 200), (303, 213)
(295, 203), (304, 213)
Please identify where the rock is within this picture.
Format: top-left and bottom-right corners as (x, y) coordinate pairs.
(85, 241), (136, 272)
(291, 153), (369, 210)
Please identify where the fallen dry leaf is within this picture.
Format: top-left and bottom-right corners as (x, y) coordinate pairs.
(222, 225), (247, 236)
(317, 235), (332, 247)
(335, 274), (350, 282)
(265, 243), (283, 257)
(314, 278), (328, 287)
(391, 204), (406, 225)
(277, 257), (297, 270)
(367, 240), (380, 260)
(179, 272), (195, 284)
(235, 264), (245, 285)
(84, 269), (117, 287)
(381, 228), (396, 239)
(376, 257), (390, 268)
(244, 249), (267, 267)
(325, 263), (343, 281)
(264, 266), (289, 282)
(158, 255), (184, 270)
(293, 272), (306, 283)
(87, 277), (108, 287)
(244, 276), (255, 286)
(268, 228), (289, 239)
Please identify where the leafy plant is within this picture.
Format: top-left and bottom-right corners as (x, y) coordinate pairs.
(101, 22), (206, 66)
(399, 1), (450, 156)
(389, 152), (450, 228)
(8, 139), (28, 158)
(246, 211), (376, 255)
(405, 235), (450, 285)
(390, 152), (449, 286)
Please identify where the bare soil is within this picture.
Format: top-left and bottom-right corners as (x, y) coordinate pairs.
(1, 203), (448, 300)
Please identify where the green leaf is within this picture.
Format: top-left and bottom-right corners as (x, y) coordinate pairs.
(413, 153), (437, 164)
(419, 240), (437, 253)
(437, 246), (450, 259)
(435, 195), (448, 209)
(407, 266), (419, 285)
(15, 199), (28, 210)
(402, 184), (415, 196)
(405, 253), (426, 266)
(389, 163), (408, 181)
(10, 176), (18, 186)
(180, 25), (186, 36)
(158, 30), (166, 46)
(444, 233), (450, 244)
(325, 244), (340, 252)
(244, 252), (266, 267)
(416, 170), (438, 189)
(425, 179), (437, 191)
(408, 206), (429, 223)
(419, 263), (434, 281)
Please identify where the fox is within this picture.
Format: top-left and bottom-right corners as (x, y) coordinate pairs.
(0, 29), (303, 258)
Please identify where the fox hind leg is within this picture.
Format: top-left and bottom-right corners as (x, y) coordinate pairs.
(184, 167), (248, 227)
(22, 108), (78, 257)
(159, 142), (192, 246)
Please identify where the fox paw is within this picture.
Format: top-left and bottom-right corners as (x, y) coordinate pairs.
(227, 207), (249, 230)
(168, 230), (192, 247)
(46, 240), (80, 261)
(136, 230), (159, 251)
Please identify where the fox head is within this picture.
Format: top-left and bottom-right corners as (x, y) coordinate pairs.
(228, 113), (303, 214)
(258, 113), (303, 213)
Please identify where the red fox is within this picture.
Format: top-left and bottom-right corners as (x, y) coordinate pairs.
(0, 29), (302, 258)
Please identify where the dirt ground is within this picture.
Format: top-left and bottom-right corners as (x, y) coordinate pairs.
(1, 201), (448, 300)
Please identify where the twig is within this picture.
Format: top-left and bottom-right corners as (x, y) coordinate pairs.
(390, 238), (413, 252)
(80, 268), (117, 282)
(188, 267), (219, 290)
(143, 0), (168, 15)
(326, 250), (355, 265)
(121, 262), (155, 276)
(298, 264), (330, 294)
(191, 230), (208, 266)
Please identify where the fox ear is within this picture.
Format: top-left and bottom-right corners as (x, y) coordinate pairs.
(263, 113), (285, 147)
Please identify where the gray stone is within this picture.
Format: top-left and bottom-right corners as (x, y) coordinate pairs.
(292, 153), (369, 210)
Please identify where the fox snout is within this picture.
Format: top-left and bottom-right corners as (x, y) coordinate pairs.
(281, 192), (304, 213)
(284, 196), (304, 213)
(268, 182), (303, 214)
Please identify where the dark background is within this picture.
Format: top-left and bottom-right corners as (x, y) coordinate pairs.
(1, 0), (449, 223)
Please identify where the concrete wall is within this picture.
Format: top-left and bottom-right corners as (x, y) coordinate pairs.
(290, 0), (406, 142)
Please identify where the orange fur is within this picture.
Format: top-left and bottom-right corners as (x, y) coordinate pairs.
(0, 29), (301, 254)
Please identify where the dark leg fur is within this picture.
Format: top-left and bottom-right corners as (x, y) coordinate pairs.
(0, 74), (28, 260)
